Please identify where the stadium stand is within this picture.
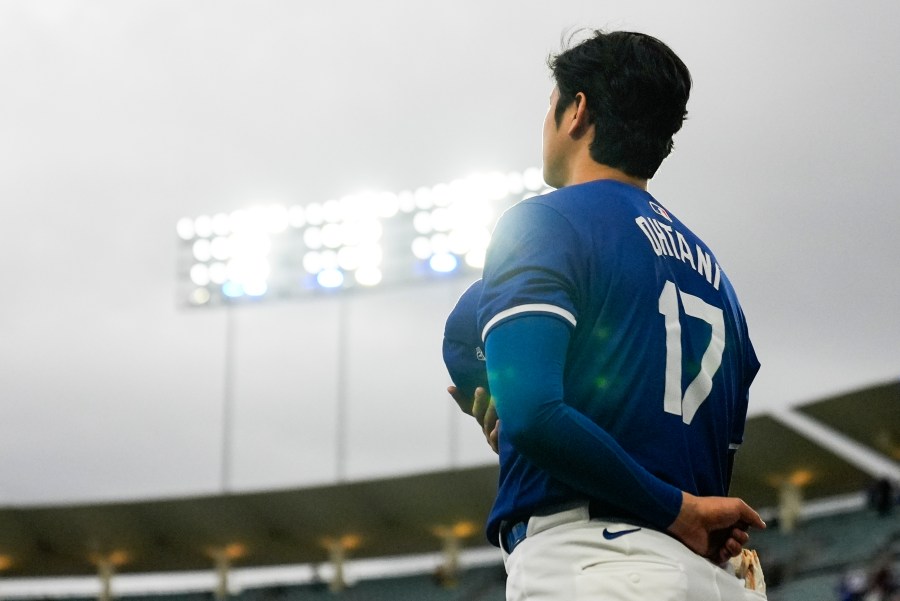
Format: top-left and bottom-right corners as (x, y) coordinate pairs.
(767, 572), (841, 601)
(751, 501), (900, 599)
(235, 564), (507, 601)
(0, 382), (896, 601)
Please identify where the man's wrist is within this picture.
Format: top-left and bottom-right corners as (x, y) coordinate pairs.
(667, 491), (695, 539)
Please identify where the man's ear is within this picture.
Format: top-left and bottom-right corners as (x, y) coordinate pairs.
(567, 92), (592, 139)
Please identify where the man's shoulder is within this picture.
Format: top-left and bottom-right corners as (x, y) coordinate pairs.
(525, 179), (649, 211)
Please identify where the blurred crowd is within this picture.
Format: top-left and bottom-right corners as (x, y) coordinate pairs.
(838, 561), (897, 601)
(837, 477), (898, 601)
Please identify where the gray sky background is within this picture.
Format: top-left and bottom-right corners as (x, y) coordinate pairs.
(1, 0), (898, 507)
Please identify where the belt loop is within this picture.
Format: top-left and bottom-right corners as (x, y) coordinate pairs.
(502, 521), (528, 554)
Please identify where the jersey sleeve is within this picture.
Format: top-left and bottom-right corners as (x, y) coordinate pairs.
(487, 315), (683, 530)
(478, 201), (580, 341)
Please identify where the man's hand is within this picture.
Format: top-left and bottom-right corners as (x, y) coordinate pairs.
(447, 385), (499, 454)
(472, 387), (499, 454)
(667, 492), (766, 564)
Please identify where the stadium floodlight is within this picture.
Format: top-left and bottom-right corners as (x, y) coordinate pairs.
(430, 208), (452, 232)
(192, 239), (212, 262)
(190, 264), (210, 286)
(317, 268), (344, 289)
(355, 266), (382, 286)
(189, 287), (211, 305)
(359, 244), (382, 266)
(222, 281), (244, 298)
(303, 251), (323, 274)
(320, 250), (339, 270)
(321, 223), (343, 249)
(193, 215), (213, 238)
(243, 281), (268, 297)
(429, 233), (449, 254)
(348, 219), (381, 246)
(230, 231), (271, 259)
(176, 217), (195, 241)
(209, 262), (228, 284)
(465, 248), (486, 269)
(337, 246), (360, 271)
(226, 257), (270, 287)
(176, 167), (549, 306)
(209, 237), (231, 261)
(447, 226), (487, 256)
(412, 212), (432, 235)
(410, 237), (431, 260)
(429, 252), (458, 273)
(303, 227), (323, 250)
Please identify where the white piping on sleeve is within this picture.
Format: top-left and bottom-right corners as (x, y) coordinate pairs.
(481, 304), (577, 342)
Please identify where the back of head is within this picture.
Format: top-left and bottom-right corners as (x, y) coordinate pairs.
(548, 30), (692, 179)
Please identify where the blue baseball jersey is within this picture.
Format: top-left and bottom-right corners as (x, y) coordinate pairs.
(477, 179), (759, 544)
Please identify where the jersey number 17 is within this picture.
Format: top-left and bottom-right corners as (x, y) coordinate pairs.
(658, 280), (725, 425)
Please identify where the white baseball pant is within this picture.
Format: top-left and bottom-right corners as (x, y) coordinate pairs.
(501, 503), (767, 601)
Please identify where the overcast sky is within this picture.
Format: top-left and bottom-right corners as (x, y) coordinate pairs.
(1, 0), (898, 507)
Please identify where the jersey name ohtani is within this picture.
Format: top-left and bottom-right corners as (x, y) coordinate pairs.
(635, 215), (721, 290)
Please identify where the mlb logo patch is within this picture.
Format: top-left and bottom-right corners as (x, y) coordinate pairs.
(649, 201), (672, 222)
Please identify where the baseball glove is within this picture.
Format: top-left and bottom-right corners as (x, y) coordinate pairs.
(728, 548), (766, 593)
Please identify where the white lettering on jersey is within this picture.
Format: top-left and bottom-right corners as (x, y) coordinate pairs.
(635, 217), (663, 256)
(676, 231), (696, 270)
(635, 216), (721, 290)
(657, 221), (679, 258)
(647, 216), (676, 256)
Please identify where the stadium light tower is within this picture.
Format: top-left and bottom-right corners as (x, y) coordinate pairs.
(175, 168), (551, 306)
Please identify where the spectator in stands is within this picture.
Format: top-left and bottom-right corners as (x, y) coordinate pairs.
(866, 559), (897, 601)
(868, 477), (896, 517)
(839, 568), (869, 601)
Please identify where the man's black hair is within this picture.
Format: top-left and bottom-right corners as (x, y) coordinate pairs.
(548, 30), (692, 179)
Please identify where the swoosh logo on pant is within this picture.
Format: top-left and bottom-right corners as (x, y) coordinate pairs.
(602, 527), (642, 540)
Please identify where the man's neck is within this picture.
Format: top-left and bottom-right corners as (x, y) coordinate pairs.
(564, 155), (647, 190)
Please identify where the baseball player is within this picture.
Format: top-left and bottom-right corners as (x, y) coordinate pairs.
(444, 30), (766, 600)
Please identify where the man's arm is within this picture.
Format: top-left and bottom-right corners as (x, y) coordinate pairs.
(486, 313), (764, 560)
